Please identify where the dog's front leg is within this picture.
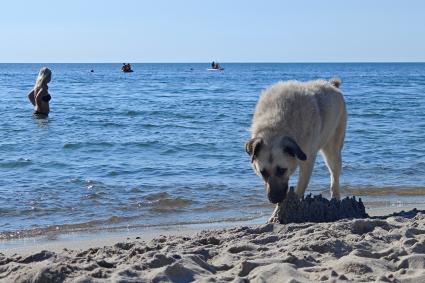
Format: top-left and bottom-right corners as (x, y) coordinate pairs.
(295, 155), (317, 198)
(267, 204), (281, 223)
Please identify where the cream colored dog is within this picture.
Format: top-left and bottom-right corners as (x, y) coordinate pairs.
(246, 78), (347, 209)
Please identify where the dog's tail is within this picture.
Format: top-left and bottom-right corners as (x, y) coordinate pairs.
(329, 77), (342, 88)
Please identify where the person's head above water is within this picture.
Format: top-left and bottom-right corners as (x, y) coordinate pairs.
(35, 67), (52, 89)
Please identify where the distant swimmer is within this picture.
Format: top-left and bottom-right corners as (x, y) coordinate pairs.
(28, 67), (52, 117)
(122, 63), (133, 72)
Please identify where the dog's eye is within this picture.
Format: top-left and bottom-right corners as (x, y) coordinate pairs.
(275, 166), (287, 177)
(260, 169), (269, 179)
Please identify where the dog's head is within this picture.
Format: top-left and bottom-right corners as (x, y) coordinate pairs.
(245, 136), (307, 203)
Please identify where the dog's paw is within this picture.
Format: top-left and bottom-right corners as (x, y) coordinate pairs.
(267, 216), (279, 224)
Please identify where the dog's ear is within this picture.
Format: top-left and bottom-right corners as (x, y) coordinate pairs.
(281, 137), (307, 161)
(245, 137), (263, 163)
(329, 77), (342, 88)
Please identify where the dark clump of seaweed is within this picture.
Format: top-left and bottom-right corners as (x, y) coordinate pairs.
(276, 187), (369, 224)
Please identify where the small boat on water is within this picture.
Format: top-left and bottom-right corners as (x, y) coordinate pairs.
(208, 61), (223, 71)
(207, 68), (224, 71)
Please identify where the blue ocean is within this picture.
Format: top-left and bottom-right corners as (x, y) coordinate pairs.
(1, 63), (424, 239)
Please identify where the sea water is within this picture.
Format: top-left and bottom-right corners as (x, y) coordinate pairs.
(0, 63), (424, 238)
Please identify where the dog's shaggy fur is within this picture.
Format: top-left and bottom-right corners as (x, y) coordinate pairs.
(246, 78), (347, 211)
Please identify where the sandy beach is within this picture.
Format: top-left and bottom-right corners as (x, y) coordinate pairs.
(1, 208), (424, 282)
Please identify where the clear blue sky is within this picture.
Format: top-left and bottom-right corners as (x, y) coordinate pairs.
(1, 0), (424, 62)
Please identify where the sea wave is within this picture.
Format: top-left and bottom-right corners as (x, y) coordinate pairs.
(341, 186), (425, 196)
(63, 141), (115, 149)
(142, 192), (194, 212)
(0, 158), (32, 168)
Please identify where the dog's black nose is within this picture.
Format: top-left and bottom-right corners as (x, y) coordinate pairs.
(266, 178), (288, 204)
(268, 192), (285, 204)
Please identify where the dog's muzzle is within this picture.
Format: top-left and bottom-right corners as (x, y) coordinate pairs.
(266, 177), (288, 204)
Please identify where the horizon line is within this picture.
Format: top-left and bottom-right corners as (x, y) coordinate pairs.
(1, 61), (425, 64)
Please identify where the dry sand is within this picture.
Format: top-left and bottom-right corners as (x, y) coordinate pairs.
(1, 209), (425, 282)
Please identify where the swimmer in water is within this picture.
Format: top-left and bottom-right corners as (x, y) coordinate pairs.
(28, 67), (52, 117)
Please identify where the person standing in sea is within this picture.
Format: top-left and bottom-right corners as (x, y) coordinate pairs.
(28, 67), (52, 117)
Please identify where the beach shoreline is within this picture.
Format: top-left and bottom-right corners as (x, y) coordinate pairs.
(1, 204), (423, 256)
(2, 206), (425, 282)
(0, 216), (269, 256)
